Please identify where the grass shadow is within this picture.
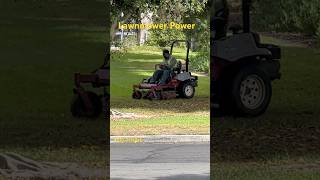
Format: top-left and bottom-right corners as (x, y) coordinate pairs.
(0, 2), (109, 167)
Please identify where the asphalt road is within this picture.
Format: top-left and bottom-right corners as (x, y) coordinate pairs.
(110, 143), (210, 180)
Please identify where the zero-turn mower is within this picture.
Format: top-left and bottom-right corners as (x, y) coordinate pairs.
(132, 40), (198, 100)
(71, 55), (109, 119)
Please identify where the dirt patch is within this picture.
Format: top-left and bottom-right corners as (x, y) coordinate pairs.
(192, 72), (209, 77)
(261, 32), (318, 48)
(110, 109), (148, 120)
(0, 153), (107, 179)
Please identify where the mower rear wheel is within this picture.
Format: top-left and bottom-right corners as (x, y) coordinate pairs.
(231, 66), (272, 117)
(71, 91), (102, 119)
(180, 82), (195, 99)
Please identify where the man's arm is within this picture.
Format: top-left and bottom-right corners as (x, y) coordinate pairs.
(159, 59), (168, 69)
(160, 59), (167, 65)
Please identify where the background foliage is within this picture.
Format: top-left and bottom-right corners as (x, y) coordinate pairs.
(146, 29), (186, 47)
(112, 0), (210, 72)
(252, 0), (320, 42)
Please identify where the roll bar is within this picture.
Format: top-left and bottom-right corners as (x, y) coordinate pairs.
(242, 0), (251, 33)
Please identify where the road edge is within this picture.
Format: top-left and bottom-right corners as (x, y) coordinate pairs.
(111, 135), (210, 144)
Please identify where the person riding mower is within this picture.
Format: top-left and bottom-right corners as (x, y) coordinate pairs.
(132, 40), (198, 100)
(211, 0), (281, 117)
(149, 49), (177, 85)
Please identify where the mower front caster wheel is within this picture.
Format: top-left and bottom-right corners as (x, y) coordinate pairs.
(132, 91), (142, 99)
(71, 91), (102, 119)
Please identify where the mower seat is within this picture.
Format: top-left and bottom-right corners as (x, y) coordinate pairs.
(252, 32), (261, 45)
(173, 61), (182, 74)
(229, 24), (242, 34)
(251, 32), (281, 60)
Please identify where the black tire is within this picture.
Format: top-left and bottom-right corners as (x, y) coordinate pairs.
(216, 80), (234, 116)
(71, 91), (102, 119)
(102, 91), (110, 115)
(231, 66), (272, 117)
(132, 91), (142, 99)
(179, 81), (195, 99)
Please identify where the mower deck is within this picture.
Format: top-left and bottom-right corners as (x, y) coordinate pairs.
(133, 82), (179, 100)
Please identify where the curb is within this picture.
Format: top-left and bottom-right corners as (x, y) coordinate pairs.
(111, 135), (210, 144)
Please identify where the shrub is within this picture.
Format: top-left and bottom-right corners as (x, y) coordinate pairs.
(111, 35), (137, 61)
(122, 35), (138, 49)
(189, 51), (209, 72)
(253, 0), (320, 35)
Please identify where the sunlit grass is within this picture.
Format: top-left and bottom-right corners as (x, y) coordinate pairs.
(111, 115), (210, 136)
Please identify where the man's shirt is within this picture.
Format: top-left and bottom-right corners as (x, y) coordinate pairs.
(162, 55), (177, 70)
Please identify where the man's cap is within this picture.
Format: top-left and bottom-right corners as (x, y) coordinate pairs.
(163, 49), (169, 54)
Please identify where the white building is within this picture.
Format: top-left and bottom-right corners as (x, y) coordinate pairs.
(114, 12), (153, 46)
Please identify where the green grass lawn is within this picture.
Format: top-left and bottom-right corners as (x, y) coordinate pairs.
(110, 46), (210, 135)
(0, 0), (107, 167)
(212, 160), (320, 180)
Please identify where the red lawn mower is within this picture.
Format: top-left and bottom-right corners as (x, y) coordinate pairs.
(132, 40), (198, 100)
(212, 0), (281, 117)
(71, 55), (109, 119)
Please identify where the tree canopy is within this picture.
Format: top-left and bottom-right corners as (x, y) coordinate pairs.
(110, 0), (209, 42)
